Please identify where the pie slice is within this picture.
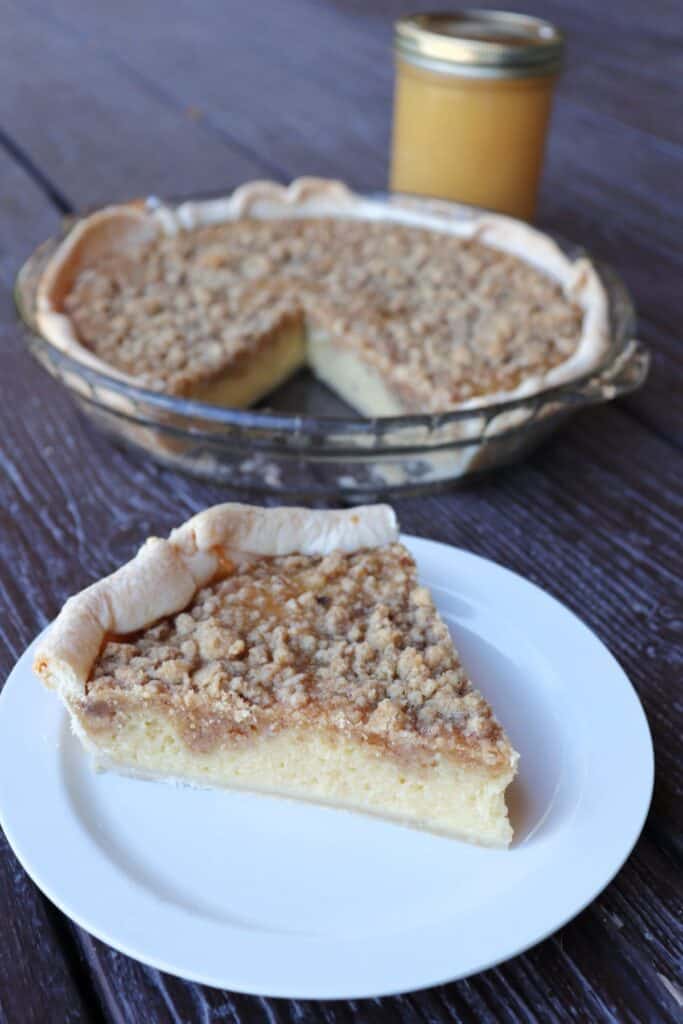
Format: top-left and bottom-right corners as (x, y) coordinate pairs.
(34, 504), (519, 845)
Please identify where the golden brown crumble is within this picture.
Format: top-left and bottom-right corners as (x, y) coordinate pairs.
(87, 543), (511, 769)
(64, 217), (583, 409)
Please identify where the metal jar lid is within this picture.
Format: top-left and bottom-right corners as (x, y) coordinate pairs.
(395, 10), (564, 78)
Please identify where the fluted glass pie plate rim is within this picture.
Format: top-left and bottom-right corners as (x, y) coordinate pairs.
(15, 191), (650, 496)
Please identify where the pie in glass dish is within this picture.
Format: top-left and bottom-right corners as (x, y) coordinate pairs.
(34, 503), (519, 846)
(35, 178), (610, 416)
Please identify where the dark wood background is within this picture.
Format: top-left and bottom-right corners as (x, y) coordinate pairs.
(1, 1), (681, 1021)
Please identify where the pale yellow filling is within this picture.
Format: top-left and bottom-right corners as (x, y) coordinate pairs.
(306, 326), (407, 417)
(73, 709), (515, 846)
(190, 324), (307, 408)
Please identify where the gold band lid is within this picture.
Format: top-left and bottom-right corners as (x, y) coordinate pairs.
(395, 9), (564, 75)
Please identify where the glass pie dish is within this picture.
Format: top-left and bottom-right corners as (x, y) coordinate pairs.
(15, 193), (649, 501)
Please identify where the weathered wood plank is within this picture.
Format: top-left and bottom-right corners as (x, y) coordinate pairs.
(0, 152), (96, 1024)
(0, 0), (269, 208)
(26, 0), (683, 146)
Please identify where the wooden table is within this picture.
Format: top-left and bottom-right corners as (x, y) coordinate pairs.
(1, 2), (681, 1021)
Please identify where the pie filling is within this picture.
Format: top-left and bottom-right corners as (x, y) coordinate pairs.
(61, 216), (584, 414)
(74, 542), (517, 844)
(190, 321), (306, 408)
(84, 724), (513, 844)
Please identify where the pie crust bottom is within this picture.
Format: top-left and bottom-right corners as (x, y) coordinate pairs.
(74, 709), (515, 846)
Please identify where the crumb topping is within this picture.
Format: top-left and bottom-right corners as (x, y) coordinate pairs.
(64, 217), (583, 409)
(87, 543), (511, 769)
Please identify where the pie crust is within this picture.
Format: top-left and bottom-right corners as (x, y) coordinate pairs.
(35, 178), (610, 415)
(34, 503), (519, 845)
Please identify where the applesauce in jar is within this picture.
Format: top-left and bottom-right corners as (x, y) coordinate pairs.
(390, 11), (564, 220)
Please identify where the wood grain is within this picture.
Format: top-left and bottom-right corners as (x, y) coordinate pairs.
(0, 153), (96, 1024)
(0, 0), (267, 207)
(0, 1), (681, 1022)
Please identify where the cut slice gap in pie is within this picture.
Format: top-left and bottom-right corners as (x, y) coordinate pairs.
(34, 503), (519, 845)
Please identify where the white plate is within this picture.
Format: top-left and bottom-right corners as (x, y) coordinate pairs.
(0, 536), (653, 999)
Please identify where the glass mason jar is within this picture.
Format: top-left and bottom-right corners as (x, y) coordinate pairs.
(390, 10), (564, 220)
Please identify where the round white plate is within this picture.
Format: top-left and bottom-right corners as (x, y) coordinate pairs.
(0, 536), (653, 999)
